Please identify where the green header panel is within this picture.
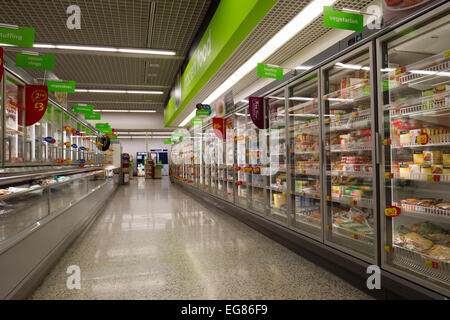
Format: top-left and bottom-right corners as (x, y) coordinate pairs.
(74, 105), (94, 113)
(164, 0), (277, 127)
(323, 6), (364, 32)
(47, 80), (76, 93)
(257, 63), (283, 80)
(0, 26), (34, 48)
(85, 112), (101, 120)
(16, 53), (55, 70)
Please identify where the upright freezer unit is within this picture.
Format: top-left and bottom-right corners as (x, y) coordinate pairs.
(322, 43), (378, 263)
(378, 9), (450, 296)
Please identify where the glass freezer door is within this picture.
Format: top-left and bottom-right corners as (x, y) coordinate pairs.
(378, 11), (450, 296)
(224, 116), (234, 202)
(235, 108), (250, 209)
(288, 72), (322, 239)
(322, 44), (377, 262)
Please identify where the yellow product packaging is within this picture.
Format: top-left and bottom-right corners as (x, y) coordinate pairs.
(399, 131), (410, 146)
(443, 165), (450, 174)
(421, 164), (432, 174)
(423, 150), (441, 165)
(273, 193), (281, 209)
(443, 151), (450, 165)
(399, 164), (410, 179)
(413, 151), (424, 165)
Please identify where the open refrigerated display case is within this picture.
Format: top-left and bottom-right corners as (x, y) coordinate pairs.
(287, 72), (322, 240)
(322, 44), (378, 263)
(267, 93), (288, 224)
(378, 10), (450, 296)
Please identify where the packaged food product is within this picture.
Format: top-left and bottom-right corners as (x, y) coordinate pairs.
(443, 165), (450, 174)
(399, 164), (410, 178)
(413, 151), (424, 165)
(410, 164), (420, 175)
(399, 232), (434, 252)
(423, 150), (441, 165)
(427, 245), (450, 262)
(435, 202), (450, 210)
(411, 221), (446, 234)
(431, 165), (443, 174)
(399, 131), (410, 145)
(443, 151), (450, 165)
(421, 164), (432, 174)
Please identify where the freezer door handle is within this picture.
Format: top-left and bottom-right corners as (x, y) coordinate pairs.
(376, 132), (382, 165)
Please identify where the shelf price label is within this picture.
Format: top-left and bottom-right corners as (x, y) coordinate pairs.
(382, 139), (391, 146)
(415, 132), (428, 145)
(350, 199), (357, 206)
(326, 195), (331, 201)
(427, 175), (441, 182)
(350, 234), (359, 240)
(385, 206), (401, 217)
(253, 167), (261, 174)
(325, 225), (332, 231)
(425, 259), (439, 269)
(235, 166), (241, 171)
(384, 172), (393, 179)
(384, 245), (394, 253)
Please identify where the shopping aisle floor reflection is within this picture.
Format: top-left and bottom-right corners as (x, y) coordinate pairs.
(30, 177), (372, 300)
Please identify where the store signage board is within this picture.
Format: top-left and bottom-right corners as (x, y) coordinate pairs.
(164, 140), (172, 145)
(196, 109), (211, 116)
(191, 119), (203, 126)
(257, 63), (283, 80)
(0, 26), (35, 48)
(249, 96), (266, 129)
(212, 117), (225, 140)
(165, 0), (277, 126)
(85, 112), (101, 120)
(74, 105), (94, 113)
(25, 84), (48, 126)
(47, 80), (76, 93)
(323, 6), (363, 32)
(16, 53), (55, 70)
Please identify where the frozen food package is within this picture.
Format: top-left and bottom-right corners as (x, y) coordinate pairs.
(423, 150), (441, 165)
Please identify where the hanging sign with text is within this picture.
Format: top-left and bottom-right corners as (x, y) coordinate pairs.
(47, 80), (76, 93)
(213, 117), (225, 140)
(323, 6), (363, 32)
(257, 63), (283, 80)
(16, 53), (55, 70)
(25, 85), (48, 126)
(85, 112), (101, 120)
(0, 26), (35, 47)
(249, 96), (266, 129)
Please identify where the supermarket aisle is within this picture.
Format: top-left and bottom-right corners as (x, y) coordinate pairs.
(30, 177), (372, 300)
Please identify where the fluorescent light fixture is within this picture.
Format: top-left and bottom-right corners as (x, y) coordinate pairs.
(295, 65), (312, 70)
(381, 68), (396, 72)
(241, 99), (249, 103)
(235, 113), (246, 116)
(56, 45), (118, 52)
(0, 23), (19, 29)
(0, 43), (14, 47)
(200, 0), (337, 107)
(127, 90), (163, 94)
(289, 97), (315, 101)
(268, 96), (285, 100)
(117, 48), (175, 56)
(93, 109), (156, 113)
(33, 43), (56, 48)
(335, 62), (364, 70)
(21, 50), (39, 56)
(327, 98), (354, 102)
(76, 89), (163, 94)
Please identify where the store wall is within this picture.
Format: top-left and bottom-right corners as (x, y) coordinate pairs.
(87, 112), (165, 130)
(119, 138), (169, 159)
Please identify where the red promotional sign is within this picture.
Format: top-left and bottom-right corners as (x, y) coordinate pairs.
(249, 96), (266, 129)
(385, 206), (401, 217)
(25, 85), (48, 126)
(213, 117), (225, 140)
(0, 47), (3, 83)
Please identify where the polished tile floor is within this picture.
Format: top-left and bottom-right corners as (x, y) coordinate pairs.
(30, 177), (372, 300)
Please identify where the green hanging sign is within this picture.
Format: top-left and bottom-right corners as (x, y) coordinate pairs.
(47, 80), (76, 93)
(196, 109), (211, 117)
(257, 63), (283, 80)
(0, 26), (35, 48)
(16, 53), (55, 70)
(164, 139), (172, 145)
(74, 105), (94, 113)
(323, 6), (364, 32)
(191, 119), (203, 126)
(85, 112), (101, 120)
(95, 123), (110, 129)
(109, 135), (118, 140)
